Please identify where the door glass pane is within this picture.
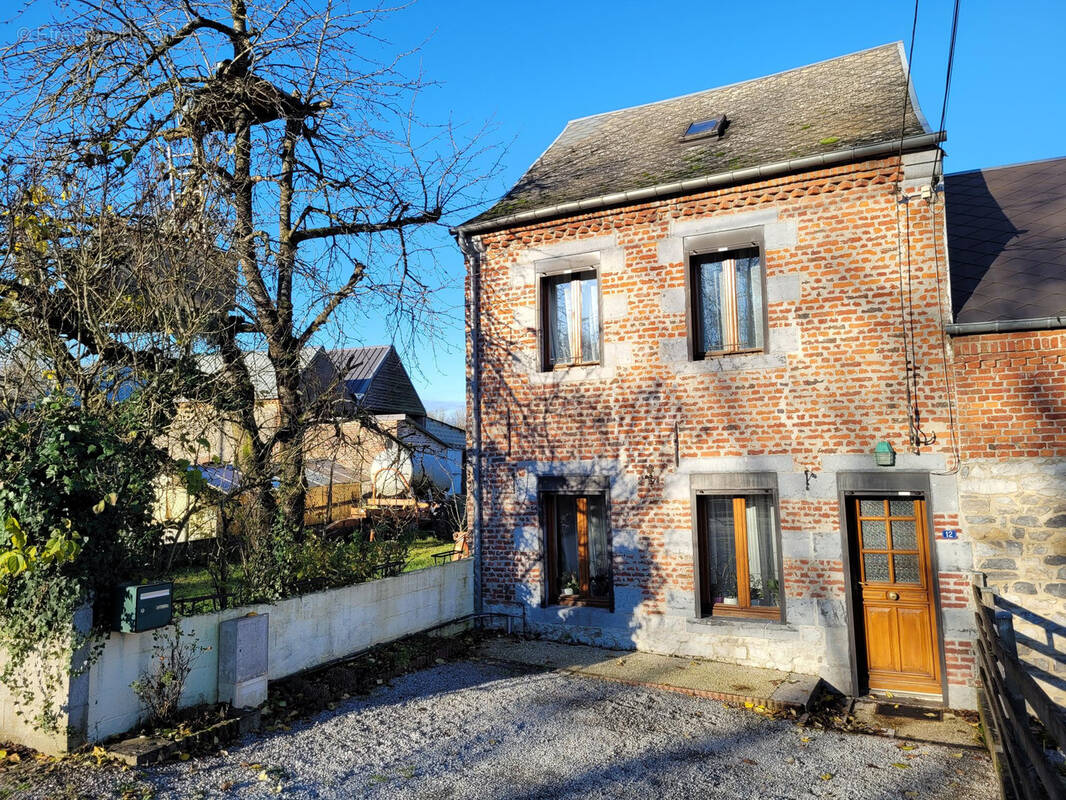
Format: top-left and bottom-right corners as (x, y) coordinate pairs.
(745, 495), (779, 607)
(547, 277), (572, 366)
(696, 258), (724, 354)
(861, 519), (887, 549)
(889, 499), (915, 517)
(860, 499), (885, 517)
(554, 496), (580, 597)
(579, 275), (600, 363)
(586, 495), (610, 600)
(734, 251), (763, 350)
(703, 496), (738, 605)
(891, 518), (917, 550)
(863, 552), (890, 582)
(893, 554), (920, 584)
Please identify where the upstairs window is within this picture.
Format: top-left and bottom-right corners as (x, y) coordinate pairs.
(543, 270), (601, 369)
(544, 492), (611, 606)
(696, 493), (781, 619)
(691, 247), (764, 356)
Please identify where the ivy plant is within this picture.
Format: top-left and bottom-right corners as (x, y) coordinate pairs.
(0, 394), (166, 729)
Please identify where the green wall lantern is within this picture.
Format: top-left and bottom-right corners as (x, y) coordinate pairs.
(874, 441), (896, 467)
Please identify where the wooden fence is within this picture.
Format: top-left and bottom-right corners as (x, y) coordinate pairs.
(973, 582), (1066, 800)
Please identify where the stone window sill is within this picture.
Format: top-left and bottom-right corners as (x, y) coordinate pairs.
(685, 616), (801, 638)
(529, 364), (617, 384)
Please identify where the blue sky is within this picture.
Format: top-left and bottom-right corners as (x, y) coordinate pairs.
(392, 0), (1065, 409)
(4, 1), (1065, 410)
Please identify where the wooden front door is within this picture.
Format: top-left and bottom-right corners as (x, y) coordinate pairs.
(851, 496), (941, 696)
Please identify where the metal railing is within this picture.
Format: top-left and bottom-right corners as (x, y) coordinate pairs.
(973, 582), (1066, 800)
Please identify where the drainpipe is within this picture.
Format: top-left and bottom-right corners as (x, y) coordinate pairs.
(945, 316), (1066, 336)
(455, 230), (485, 616)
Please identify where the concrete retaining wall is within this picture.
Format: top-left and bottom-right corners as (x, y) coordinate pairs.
(1, 560), (473, 752)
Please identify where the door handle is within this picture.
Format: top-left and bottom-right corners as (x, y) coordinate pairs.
(887, 591), (900, 601)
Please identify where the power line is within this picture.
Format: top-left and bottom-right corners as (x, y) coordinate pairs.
(930, 0), (963, 474)
(930, 0), (962, 187)
(894, 0), (923, 452)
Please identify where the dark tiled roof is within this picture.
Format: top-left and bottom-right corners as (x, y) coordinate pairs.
(468, 43), (926, 225)
(327, 345), (427, 417)
(946, 157), (1066, 324)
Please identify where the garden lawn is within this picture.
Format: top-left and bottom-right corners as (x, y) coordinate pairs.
(402, 536), (454, 572)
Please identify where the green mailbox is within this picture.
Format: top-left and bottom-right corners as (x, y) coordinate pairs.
(113, 582), (173, 633)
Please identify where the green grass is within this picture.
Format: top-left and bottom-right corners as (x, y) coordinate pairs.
(403, 535), (456, 572)
(169, 564), (243, 599)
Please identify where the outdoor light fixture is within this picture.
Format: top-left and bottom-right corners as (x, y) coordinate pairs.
(873, 441), (896, 467)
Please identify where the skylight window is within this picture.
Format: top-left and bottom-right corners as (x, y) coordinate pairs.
(681, 114), (726, 141)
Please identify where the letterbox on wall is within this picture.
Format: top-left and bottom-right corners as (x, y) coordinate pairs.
(112, 582), (173, 633)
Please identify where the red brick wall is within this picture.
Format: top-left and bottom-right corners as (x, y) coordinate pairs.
(467, 156), (959, 632)
(952, 331), (1066, 459)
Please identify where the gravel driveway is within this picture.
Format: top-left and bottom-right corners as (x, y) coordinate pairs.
(18, 660), (997, 799)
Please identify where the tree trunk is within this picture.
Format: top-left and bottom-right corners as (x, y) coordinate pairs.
(272, 349), (305, 536)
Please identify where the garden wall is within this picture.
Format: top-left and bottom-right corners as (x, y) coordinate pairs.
(0, 559), (473, 753)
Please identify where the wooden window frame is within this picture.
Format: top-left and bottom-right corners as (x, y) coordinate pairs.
(543, 491), (612, 608)
(696, 492), (781, 620)
(539, 269), (602, 371)
(689, 245), (766, 359)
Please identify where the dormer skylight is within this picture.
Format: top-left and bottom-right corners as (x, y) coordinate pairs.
(681, 114), (726, 142)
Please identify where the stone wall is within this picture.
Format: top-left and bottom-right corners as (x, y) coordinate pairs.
(960, 459), (1066, 612)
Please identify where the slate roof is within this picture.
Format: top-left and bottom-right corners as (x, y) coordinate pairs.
(467, 43), (927, 227)
(945, 157), (1066, 324)
(327, 345), (427, 417)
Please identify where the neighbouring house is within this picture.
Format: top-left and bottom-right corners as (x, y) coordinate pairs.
(455, 43), (983, 708)
(944, 156), (1066, 696)
(158, 344), (463, 534)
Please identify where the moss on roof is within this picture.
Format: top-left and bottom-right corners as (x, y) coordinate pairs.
(465, 43), (928, 228)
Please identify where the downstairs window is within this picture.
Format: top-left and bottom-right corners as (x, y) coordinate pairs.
(543, 492), (611, 606)
(696, 493), (781, 619)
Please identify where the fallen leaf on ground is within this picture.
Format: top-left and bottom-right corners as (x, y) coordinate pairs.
(891, 762), (910, 769)
(820, 773), (833, 780)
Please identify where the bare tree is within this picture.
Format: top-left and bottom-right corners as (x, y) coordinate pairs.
(0, 0), (490, 588)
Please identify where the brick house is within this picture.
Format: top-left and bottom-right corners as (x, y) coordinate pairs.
(455, 44), (983, 708)
(944, 156), (1066, 694)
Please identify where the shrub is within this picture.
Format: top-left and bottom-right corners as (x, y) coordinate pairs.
(130, 621), (209, 726)
(289, 532), (411, 594)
